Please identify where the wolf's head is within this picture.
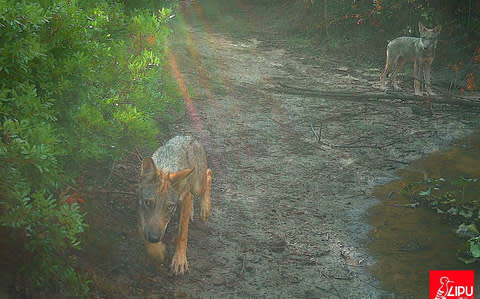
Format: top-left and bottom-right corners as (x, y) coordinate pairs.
(419, 22), (441, 51)
(138, 157), (192, 243)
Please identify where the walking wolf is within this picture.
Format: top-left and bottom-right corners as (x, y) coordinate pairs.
(138, 136), (212, 274)
(380, 22), (442, 95)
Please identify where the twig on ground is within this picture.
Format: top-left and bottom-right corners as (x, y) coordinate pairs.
(103, 161), (116, 187)
(318, 139), (397, 150)
(385, 159), (410, 165)
(100, 190), (137, 196)
(321, 272), (345, 298)
(135, 147), (144, 163)
(226, 254), (247, 288)
(311, 124), (321, 142)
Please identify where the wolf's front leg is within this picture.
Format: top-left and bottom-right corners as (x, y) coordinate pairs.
(424, 63), (435, 95)
(200, 168), (212, 222)
(171, 192), (192, 275)
(413, 60), (422, 96)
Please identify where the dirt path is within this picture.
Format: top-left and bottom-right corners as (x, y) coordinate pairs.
(83, 2), (480, 298)
(154, 2), (480, 298)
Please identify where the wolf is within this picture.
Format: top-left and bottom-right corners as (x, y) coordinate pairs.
(380, 22), (442, 95)
(138, 136), (212, 275)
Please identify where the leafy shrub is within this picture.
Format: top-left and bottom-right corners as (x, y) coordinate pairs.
(0, 0), (181, 295)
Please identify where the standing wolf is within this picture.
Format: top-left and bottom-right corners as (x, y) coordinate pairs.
(380, 22), (442, 95)
(138, 136), (212, 275)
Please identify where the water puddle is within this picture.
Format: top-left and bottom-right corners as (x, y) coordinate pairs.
(368, 133), (480, 298)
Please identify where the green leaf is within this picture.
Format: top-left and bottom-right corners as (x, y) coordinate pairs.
(459, 209), (473, 218)
(458, 255), (477, 264)
(447, 207), (458, 215)
(419, 188), (431, 196)
(470, 242), (480, 258)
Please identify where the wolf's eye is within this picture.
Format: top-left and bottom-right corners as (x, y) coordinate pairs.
(167, 203), (176, 212)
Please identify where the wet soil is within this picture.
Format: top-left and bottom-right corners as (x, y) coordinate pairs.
(78, 1), (480, 298)
(369, 134), (480, 298)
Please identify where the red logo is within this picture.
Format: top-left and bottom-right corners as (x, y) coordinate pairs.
(430, 270), (474, 299)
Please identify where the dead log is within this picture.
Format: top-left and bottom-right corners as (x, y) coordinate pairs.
(273, 82), (480, 109)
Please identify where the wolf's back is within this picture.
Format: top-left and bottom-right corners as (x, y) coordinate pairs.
(152, 136), (208, 195)
(387, 37), (418, 58)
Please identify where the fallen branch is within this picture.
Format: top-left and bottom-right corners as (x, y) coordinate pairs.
(274, 83), (480, 109)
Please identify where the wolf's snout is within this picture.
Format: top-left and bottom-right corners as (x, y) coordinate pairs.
(146, 231), (162, 243)
(422, 40), (431, 50)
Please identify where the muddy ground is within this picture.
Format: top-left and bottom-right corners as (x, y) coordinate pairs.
(80, 1), (480, 298)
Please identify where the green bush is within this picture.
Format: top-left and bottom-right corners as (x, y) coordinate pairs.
(0, 0), (181, 295)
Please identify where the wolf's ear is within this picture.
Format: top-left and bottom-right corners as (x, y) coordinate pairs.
(168, 168), (193, 184)
(141, 157), (158, 182)
(418, 22), (426, 33)
(433, 25), (442, 33)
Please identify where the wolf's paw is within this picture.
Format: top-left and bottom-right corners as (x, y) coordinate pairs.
(171, 252), (189, 275)
(199, 201), (211, 222)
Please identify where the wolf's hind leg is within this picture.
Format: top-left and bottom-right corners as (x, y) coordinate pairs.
(379, 51), (391, 91)
(392, 59), (406, 91)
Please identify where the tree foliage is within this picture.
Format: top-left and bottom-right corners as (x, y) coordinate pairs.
(0, 0), (181, 295)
